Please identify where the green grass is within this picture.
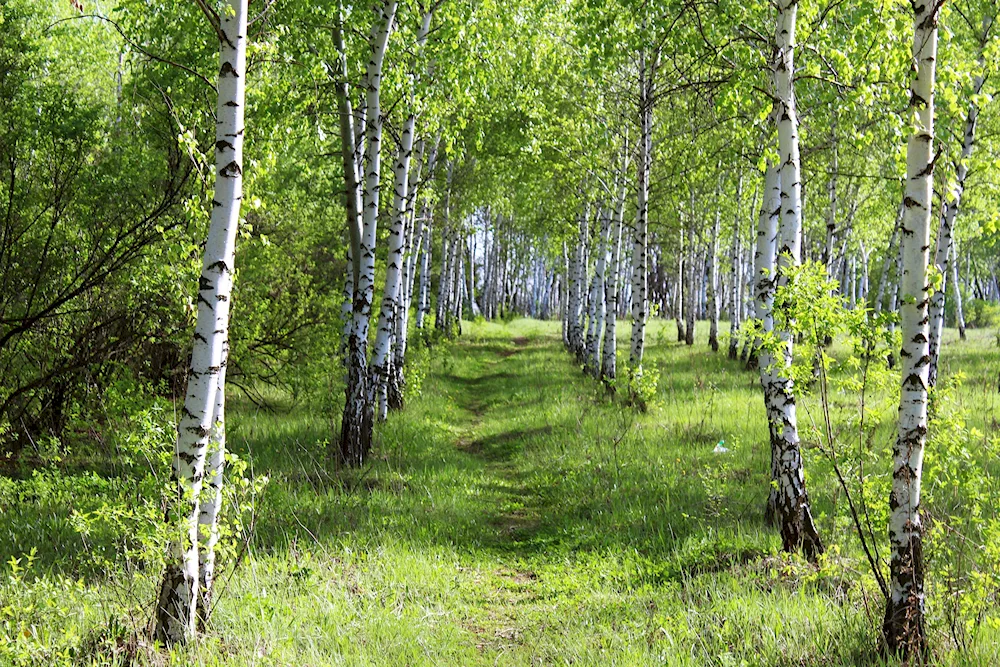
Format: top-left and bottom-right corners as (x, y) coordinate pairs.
(2, 318), (999, 665)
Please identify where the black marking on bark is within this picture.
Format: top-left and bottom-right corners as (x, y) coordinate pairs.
(219, 161), (242, 178)
(220, 61), (239, 78)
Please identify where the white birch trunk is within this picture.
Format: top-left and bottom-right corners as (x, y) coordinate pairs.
(562, 242), (570, 347)
(684, 229), (695, 346)
(676, 227), (685, 342)
(728, 175), (744, 359)
(416, 216), (432, 329)
(568, 205), (588, 358)
(884, 0), (940, 653)
(155, 0), (247, 644)
(588, 205), (611, 377)
(603, 172), (627, 383)
(630, 56), (652, 371)
(770, 0), (822, 558)
(196, 363), (225, 628)
(875, 203), (904, 313)
(928, 62), (983, 383)
(340, 0), (397, 464)
(755, 163), (782, 524)
(952, 246), (966, 339)
(389, 137), (426, 411)
(708, 192), (721, 352)
(371, 115), (414, 422)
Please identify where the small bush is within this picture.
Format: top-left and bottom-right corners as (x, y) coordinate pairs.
(963, 299), (1000, 329)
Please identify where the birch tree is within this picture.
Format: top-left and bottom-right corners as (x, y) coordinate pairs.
(340, 0), (398, 465)
(928, 11), (993, 386)
(707, 182), (721, 352)
(883, 0), (942, 655)
(587, 205), (611, 377)
(728, 176), (745, 359)
(629, 50), (654, 373)
(602, 167), (628, 385)
(155, 0), (248, 644)
(766, 0), (823, 559)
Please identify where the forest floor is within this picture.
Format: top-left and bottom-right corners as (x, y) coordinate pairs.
(3, 319), (1000, 665)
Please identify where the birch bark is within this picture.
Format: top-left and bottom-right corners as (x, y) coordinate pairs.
(875, 203), (904, 313)
(884, 0), (940, 654)
(728, 176), (744, 359)
(770, 0), (822, 558)
(155, 0), (247, 644)
(588, 205), (611, 377)
(928, 54), (984, 384)
(340, 0), (398, 465)
(676, 227), (685, 342)
(416, 212), (432, 329)
(630, 53), (653, 370)
(603, 172), (627, 384)
(371, 116), (414, 422)
(708, 190), (721, 352)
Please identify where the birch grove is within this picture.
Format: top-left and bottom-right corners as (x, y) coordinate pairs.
(11, 0), (1000, 660)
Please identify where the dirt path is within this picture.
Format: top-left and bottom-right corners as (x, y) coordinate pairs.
(451, 334), (546, 546)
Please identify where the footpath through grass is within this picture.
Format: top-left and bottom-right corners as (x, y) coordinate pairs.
(191, 318), (996, 666)
(3, 319), (999, 665)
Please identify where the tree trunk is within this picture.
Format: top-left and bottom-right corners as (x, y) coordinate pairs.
(708, 187), (721, 352)
(883, 0), (940, 657)
(770, 0), (823, 560)
(388, 11), (434, 409)
(952, 245), (967, 340)
(562, 242), (570, 346)
(676, 227), (685, 343)
(684, 231), (695, 346)
(155, 0), (247, 645)
(728, 176), (744, 359)
(630, 52), (653, 373)
(874, 203), (903, 313)
(196, 369), (226, 630)
(340, 0), (397, 465)
(929, 51), (984, 383)
(371, 114), (414, 422)
(569, 204), (588, 358)
(389, 139), (425, 412)
(603, 170), (627, 385)
(588, 205), (611, 378)
(755, 163), (782, 526)
(416, 216), (432, 329)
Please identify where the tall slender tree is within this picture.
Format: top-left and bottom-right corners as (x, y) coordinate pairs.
(155, 0), (248, 644)
(339, 0), (398, 465)
(883, 0), (941, 656)
(767, 0), (823, 559)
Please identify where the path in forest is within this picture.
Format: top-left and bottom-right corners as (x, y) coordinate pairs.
(436, 330), (567, 655)
(452, 333), (545, 548)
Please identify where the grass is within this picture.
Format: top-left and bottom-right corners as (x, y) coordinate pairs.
(2, 318), (999, 665)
